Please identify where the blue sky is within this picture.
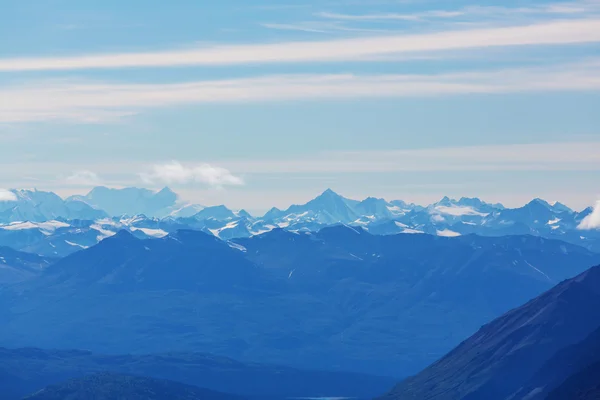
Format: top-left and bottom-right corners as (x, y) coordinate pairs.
(1, 0), (599, 213)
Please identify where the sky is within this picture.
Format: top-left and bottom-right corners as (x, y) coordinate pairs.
(1, 0), (599, 214)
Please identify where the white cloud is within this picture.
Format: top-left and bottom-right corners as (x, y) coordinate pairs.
(2, 60), (600, 123)
(65, 170), (102, 186)
(0, 189), (17, 202)
(140, 161), (244, 187)
(578, 200), (600, 229)
(0, 18), (600, 71)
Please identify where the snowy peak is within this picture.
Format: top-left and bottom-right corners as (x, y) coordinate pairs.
(309, 188), (348, 206)
(457, 196), (504, 211)
(0, 189), (107, 223)
(72, 186), (180, 217)
(528, 198), (553, 209)
(263, 207), (283, 221)
(153, 186), (178, 205)
(281, 189), (359, 225)
(236, 209), (252, 219)
(351, 197), (396, 221)
(192, 205), (236, 221)
(320, 188), (340, 197)
(551, 201), (574, 213)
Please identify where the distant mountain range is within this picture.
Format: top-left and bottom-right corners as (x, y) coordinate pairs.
(1, 226), (598, 377)
(1, 187), (599, 258)
(0, 189), (107, 223)
(23, 373), (244, 400)
(0, 347), (391, 400)
(66, 186), (205, 218)
(377, 265), (600, 400)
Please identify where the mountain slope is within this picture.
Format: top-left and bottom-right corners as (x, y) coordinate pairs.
(0, 246), (53, 283)
(510, 325), (600, 399)
(1, 229), (599, 377)
(23, 372), (244, 400)
(546, 361), (600, 400)
(378, 265), (600, 400)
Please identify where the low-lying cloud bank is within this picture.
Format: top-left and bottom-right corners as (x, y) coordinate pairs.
(578, 200), (600, 230)
(0, 189), (17, 202)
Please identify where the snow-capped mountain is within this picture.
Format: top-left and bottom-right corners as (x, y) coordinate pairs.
(0, 189), (107, 223)
(68, 186), (205, 218)
(267, 188), (360, 225)
(0, 216), (181, 257)
(0, 187), (599, 256)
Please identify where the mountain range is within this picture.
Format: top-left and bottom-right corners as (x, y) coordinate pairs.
(0, 189), (107, 223)
(22, 373), (244, 400)
(0, 346), (392, 400)
(1, 187), (599, 259)
(1, 226), (599, 377)
(2, 185), (600, 397)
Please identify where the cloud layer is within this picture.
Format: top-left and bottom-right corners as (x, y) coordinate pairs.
(315, 0), (600, 22)
(140, 161), (243, 187)
(0, 18), (599, 71)
(2, 60), (599, 123)
(2, 141), (599, 179)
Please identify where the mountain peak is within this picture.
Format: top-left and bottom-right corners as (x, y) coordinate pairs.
(529, 198), (552, 207)
(236, 209), (252, 218)
(550, 201), (573, 213)
(361, 196), (385, 203)
(434, 196), (455, 207)
(156, 186), (176, 196)
(262, 207), (283, 220)
(111, 229), (137, 240)
(193, 205), (236, 221)
(319, 188), (342, 198)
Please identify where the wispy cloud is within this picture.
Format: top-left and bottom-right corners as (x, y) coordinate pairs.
(140, 161), (244, 187)
(0, 189), (17, 201)
(215, 141), (600, 174)
(316, 10), (463, 21)
(2, 142), (599, 184)
(260, 23), (331, 33)
(316, 0), (600, 22)
(65, 170), (102, 186)
(578, 200), (600, 229)
(261, 21), (394, 34)
(0, 18), (599, 71)
(1, 60), (599, 123)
